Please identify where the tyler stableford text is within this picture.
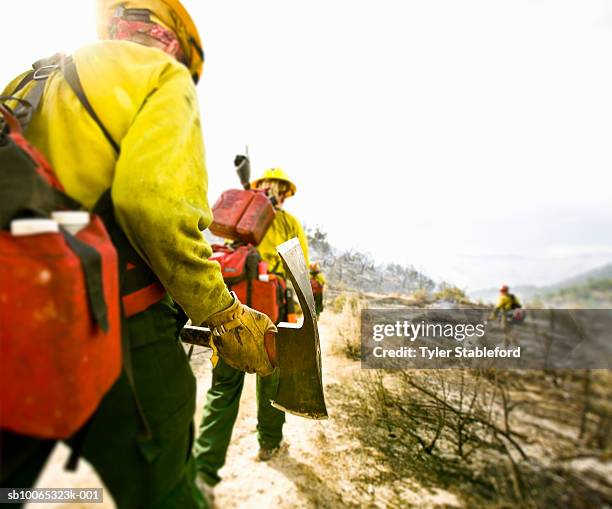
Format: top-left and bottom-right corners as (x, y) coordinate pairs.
(370, 320), (521, 360)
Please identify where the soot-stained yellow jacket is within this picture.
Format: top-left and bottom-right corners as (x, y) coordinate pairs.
(495, 293), (521, 312)
(257, 209), (309, 278)
(2, 41), (233, 324)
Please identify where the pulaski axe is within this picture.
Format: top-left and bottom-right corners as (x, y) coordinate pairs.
(181, 238), (328, 420)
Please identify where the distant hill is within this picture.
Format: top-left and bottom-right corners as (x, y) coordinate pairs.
(547, 262), (612, 290)
(471, 263), (612, 308)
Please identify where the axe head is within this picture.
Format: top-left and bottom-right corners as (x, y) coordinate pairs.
(272, 238), (328, 419)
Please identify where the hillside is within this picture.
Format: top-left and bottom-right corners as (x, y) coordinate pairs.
(471, 263), (612, 308)
(30, 297), (612, 509)
(306, 227), (436, 295)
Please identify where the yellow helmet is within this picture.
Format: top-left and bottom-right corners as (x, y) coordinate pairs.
(96, 0), (204, 83)
(251, 168), (297, 197)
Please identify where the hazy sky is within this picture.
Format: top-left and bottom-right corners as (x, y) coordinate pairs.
(2, 0), (611, 291)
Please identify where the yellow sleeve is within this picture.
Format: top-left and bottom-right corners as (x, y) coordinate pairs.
(292, 216), (310, 269)
(111, 60), (232, 325)
(315, 273), (326, 285)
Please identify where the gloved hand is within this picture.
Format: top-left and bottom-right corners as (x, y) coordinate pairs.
(205, 293), (277, 376)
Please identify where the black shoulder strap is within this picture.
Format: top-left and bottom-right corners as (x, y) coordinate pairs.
(61, 59), (120, 154)
(10, 74), (43, 130)
(6, 54), (120, 156)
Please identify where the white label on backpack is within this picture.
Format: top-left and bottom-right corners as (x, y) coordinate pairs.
(10, 219), (60, 236)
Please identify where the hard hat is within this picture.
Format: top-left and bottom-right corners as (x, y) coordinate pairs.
(500, 285), (509, 293)
(310, 262), (320, 272)
(97, 0), (204, 83)
(251, 168), (297, 197)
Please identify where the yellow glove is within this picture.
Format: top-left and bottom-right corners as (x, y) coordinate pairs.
(205, 293), (277, 376)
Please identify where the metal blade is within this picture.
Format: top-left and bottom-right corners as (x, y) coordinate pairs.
(272, 238), (328, 419)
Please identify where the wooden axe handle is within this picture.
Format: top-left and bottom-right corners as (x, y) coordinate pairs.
(181, 325), (278, 366)
(180, 325), (212, 349)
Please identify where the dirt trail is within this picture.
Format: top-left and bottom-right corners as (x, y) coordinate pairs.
(26, 311), (458, 508)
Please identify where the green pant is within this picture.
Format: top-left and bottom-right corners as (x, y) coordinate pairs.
(194, 358), (285, 486)
(1, 296), (206, 509)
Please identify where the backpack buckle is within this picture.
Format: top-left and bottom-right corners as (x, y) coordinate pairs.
(33, 65), (59, 81)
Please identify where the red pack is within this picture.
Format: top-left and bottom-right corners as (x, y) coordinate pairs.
(210, 244), (259, 284)
(232, 278), (285, 324)
(211, 244), (285, 323)
(0, 98), (121, 438)
(311, 278), (324, 296)
(210, 189), (275, 245)
(0, 219), (121, 438)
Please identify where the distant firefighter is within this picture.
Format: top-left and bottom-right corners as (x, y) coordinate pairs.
(492, 285), (522, 315)
(490, 285), (524, 347)
(310, 262), (326, 319)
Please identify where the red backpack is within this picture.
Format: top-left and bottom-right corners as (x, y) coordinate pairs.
(210, 244), (286, 324)
(0, 55), (162, 439)
(310, 277), (324, 296)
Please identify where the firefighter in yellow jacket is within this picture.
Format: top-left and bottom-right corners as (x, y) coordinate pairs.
(491, 285), (522, 317)
(0, 2), (276, 508)
(490, 285), (522, 347)
(251, 168), (310, 278)
(194, 168), (309, 491)
(310, 262), (326, 319)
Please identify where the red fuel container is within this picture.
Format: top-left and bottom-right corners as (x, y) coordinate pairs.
(236, 191), (276, 245)
(209, 189), (252, 240)
(210, 189), (275, 245)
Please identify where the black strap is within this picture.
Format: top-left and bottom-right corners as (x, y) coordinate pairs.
(0, 95), (33, 130)
(246, 277), (253, 307)
(61, 59), (120, 154)
(62, 231), (109, 332)
(64, 414), (96, 471)
(285, 287), (295, 316)
(92, 189), (159, 297)
(91, 190), (154, 441)
(9, 71), (35, 97)
(11, 54), (66, 129)
(13, 78), (45, 130)
(5, 55), (119, 153)
(271, 260), (282, 276)
(119, 313), (152, 441)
